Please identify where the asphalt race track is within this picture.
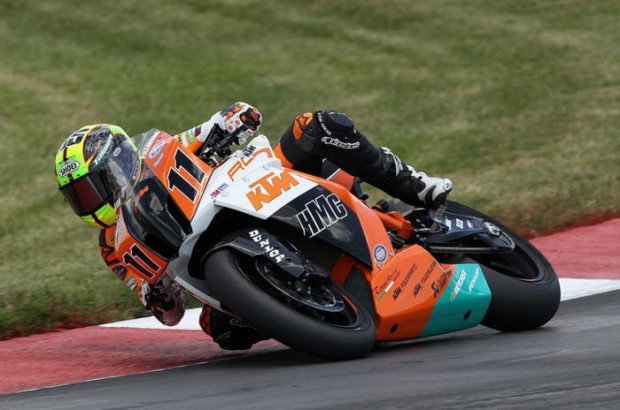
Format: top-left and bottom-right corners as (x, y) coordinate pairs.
(2, 290), (618, 410)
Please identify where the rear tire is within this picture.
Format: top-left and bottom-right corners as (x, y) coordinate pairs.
(203, 249), (375, 360)
(444, 201), (561, 332)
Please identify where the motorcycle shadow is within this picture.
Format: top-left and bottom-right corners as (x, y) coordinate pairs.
(206, 326), (559, 367)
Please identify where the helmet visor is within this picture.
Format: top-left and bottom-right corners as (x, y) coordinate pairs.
(59, 168), (111, 216)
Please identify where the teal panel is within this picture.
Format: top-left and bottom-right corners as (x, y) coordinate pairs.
(420, 263), (491, 337)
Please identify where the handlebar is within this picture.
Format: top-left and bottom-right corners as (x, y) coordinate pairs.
(198, 127), (242, 165)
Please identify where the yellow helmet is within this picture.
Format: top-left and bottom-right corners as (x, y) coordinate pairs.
(54, 124), (129, 228)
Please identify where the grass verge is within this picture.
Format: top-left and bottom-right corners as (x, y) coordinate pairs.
(1, 0), (618, 338)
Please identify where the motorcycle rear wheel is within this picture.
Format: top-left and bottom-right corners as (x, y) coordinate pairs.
(443, 201), (561, 332)
(203, 249), (375, 360)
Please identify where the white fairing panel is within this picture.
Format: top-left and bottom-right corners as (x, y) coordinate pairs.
(207, 135), (317, 219)
(169, 135), (316, 294)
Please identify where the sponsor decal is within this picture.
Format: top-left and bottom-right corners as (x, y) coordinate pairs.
(449, 269), (468, 301)
(229, 318), (257, 329)
(413, 260), (436, 297)
(113, 265), (127, 281)
(115, 216), (124, 245)
(242, 145), (257, 157)
(58, 132), (84, 152)
(456, 218), (463, 229)
(373, 244), (388, 264)
(246, 171), (299, 211)
(227, 147), (274, 180)
(153, 153), (165, 168)
(467, 220), (473, 229)
(59, 159), (80, 177)
(210, 183), (229, 200)
(376, 271), (401, 302)
(321, 136), (360, 150)
(468, 266), (481, 292)
(445, 218), (453, 230)
(317, 111), (332, 135)
(148, 140), (164, 159)
(92, 137), (113, 166)
(112, 146), (122, 157)
(296, 193), (348, 237)
(373, 271), (399, 295)
(91, 137), (113, 167)
(392, 263), (417, 300)
(139, 132), (159, 159)
(126, 277), (137, 291)
(484, 222), (502, 236)
(249, 230), (286, 263)
(431, 267), (452, 298)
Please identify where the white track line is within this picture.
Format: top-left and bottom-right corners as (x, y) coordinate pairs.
(100, 278), (620, 330)
(559, 278), (620, 301)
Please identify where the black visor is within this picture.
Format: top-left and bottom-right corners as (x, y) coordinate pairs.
(59, 168), (112, 216)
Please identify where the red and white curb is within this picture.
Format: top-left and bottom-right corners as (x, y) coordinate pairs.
(2, 219), (618, 395)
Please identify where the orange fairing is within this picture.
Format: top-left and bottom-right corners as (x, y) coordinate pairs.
(114, 210), (169, 285)
(372, 210), (414, 240)
(272, 143), (293, 168)
(113, 131), (213, 284)
(143, 131), (213, 221)
(371, 248), (455, 341)
(326, 169), (355, 191)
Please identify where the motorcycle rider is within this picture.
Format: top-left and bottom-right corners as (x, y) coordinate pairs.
(54, 102), (452, 350)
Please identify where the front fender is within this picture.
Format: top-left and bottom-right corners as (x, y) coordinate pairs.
(204, 228), (329, 279)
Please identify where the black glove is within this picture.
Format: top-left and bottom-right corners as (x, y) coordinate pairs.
(199, 305), (268, 350)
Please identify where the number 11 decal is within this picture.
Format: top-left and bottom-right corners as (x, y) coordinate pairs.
(122, 244), (160, 279)
(167, 149), (205, 201)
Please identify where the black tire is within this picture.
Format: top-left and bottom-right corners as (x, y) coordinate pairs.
(203, 249), (376, 360)
(444, 201), (561, 332)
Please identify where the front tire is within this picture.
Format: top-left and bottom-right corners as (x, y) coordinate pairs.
(203, 249), (375, 360)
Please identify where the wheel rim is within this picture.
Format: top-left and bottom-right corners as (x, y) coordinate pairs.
(236, 257), (363, 328)
(255, 259), (345, 313)
(470, 242), (543, 280)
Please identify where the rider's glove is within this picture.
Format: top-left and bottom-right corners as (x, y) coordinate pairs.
(199, 305), (267, 350)
(142, 277), (185, 326)
(213, 102), (262, 146)
(177, 102), (261, 153)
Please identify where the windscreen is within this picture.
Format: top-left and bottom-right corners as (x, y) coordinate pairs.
(105, 129), (159, 204)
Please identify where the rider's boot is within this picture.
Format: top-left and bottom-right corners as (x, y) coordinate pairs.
(372, 146), (453, 209)
(199, 305), (268, 350)
(144, 276), (186, 326)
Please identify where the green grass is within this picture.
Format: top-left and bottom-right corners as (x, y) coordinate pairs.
(0, 0), (618, 338)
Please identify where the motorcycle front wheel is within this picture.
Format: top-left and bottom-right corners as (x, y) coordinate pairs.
(203, 249), (375, 360)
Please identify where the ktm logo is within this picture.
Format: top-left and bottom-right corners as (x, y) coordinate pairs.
(246, 171), (299, 210)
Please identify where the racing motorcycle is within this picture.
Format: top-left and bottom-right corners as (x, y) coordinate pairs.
(109, 129), (560, 360)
